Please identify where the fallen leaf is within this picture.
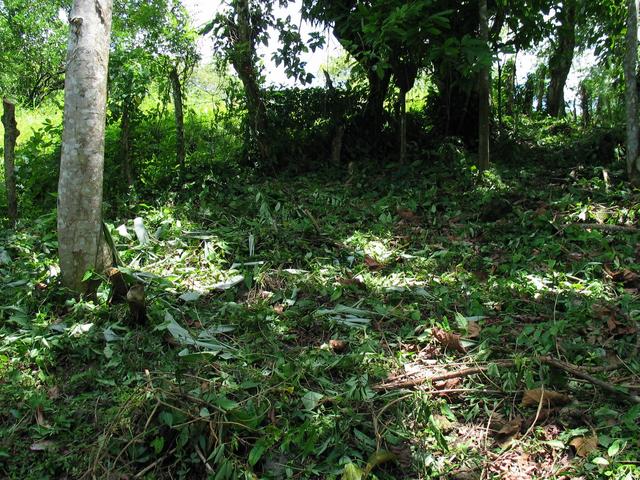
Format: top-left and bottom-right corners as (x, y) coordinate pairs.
(397, 208), (420, 223)
(466, 320), (481, 339)
(364, 256), (383, 270)
(273, 304), (284, 314)
(496, 417), (523, 439)
(604, 265), (640, 286)
(434, 377), (461, 391)
(47, 386), (60, 400)
(34, 406), (50, 428)
(329, 339), (348, 353)
(30, 441), (56, 452)
(570, 434), (598, 457)
(432, 327), (466, 353)
(337, 277), (365, 288)
(521, 388), (571, 408)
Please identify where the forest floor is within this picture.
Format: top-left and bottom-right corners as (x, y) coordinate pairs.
(1, 154), (640, 479)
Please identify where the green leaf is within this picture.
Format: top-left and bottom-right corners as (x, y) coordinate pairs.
(607, 439), (625, 457)
(341, 463), (363, 480)
(151, 436), (165, 454)
(302, 391), (324, 410)
(592, 457), (609, 466)
(200, 407), (210, 417)
(248, 439), (268, 466)
(159, 411), (173, 427)
(214, 395), (239, 411)
(544, 440), (565, 449)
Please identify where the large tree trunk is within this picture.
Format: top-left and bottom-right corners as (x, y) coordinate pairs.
(626, 0), (640, 183)
(363, 68), (391, 135)
(547, 0), (577, 117)
(478, 0), (490, 172)
(57, 0), (113, 294)
(169, 66), (186, 171)
(2, 98), (19, 226)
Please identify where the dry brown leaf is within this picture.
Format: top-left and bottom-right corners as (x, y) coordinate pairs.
(329, 339), (348, 354)
(47, 386), (60, 400)
(570, 435), (598, 457)
(432, 328), (466, 353)
(496, 417), (523, 438)
(397, 208), (420, 223)
(604, 265), (640, 285)
(336, 277), (365, 288)
(467, 320), (481, 339)
(364, 256), (383, 270)
(434, 377), (462, 391)
(521, 388), (571, 408)
(34, 406), (50, 428)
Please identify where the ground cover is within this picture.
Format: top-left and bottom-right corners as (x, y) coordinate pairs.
(1, 157), (639, 479)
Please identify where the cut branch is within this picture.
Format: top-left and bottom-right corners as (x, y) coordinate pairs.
(375, 356), (640, 404)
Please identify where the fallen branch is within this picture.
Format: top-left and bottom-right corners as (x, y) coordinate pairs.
(570, 223), (638, 233)
(374, 364), (503, 391)
(376, 356), (640, 404)
(538, 356), (640, 404)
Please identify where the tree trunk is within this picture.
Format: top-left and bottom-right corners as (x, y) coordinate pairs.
(478, 0), (490, 172)
(626, 0), (640, 183)
(580, 81), (590, 127)
(547, 0), (577, 117)
(57, 0), (113, 295)
(399, 87), (407, 163)
(232, 0), (270, 163)
(505, 61), (516, 116)
(536, 66), (546, 113)
(2, 98), (19, 226)
(523, 76), (534, 115)
(169, 66), (185, 171)
(363, 68), (391, 134)
(120, 97), (134, 187)
(497, 60), (503, 128)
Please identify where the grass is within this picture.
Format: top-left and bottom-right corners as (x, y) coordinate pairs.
(1, 151), (639, 479)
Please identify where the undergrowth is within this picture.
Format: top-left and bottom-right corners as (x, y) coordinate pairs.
(1, 155), (639, 479)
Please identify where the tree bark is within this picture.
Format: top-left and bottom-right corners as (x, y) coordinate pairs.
(497, 60), (503, 127)
(580, 81), (590, 127)
(229, 0), (271, 163)
(536, 66), (546, 113)
(57, 0), (113, 295)
(478, 0), (490, 172)
(2, 98), (19, 226)
(505, 60), (516, 116)
(169, 66), (185, 171)
(625, 0), (640, 183)
(363, 68), (391, 135)
(547, 0), (577, 117)
(399, 87), (407, 163)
